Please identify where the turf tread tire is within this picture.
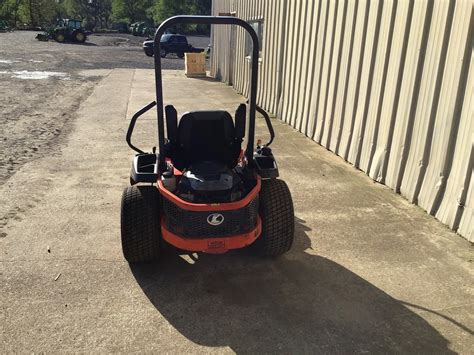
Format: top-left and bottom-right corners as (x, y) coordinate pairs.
(255, 179), (295, 256)
(74, 31), (86, 43)
(121, 186), (161, 262)
(54, 32), (65, 43)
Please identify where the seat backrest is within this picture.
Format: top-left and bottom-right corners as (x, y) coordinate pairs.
(172, 110), (242, 170)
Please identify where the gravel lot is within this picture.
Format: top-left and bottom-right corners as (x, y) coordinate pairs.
(0, 31), (209, 183)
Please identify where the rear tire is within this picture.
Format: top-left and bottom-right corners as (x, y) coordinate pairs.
(74, 31), (86, 43)
(177, 52), (184, 58)
(160, 48), (167, 58)
(254, 179), (294, 256)
(121, 186), (161, 263)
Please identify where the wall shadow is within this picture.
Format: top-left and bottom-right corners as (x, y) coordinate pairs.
(130, 218), (453, 353)
(187, 76), (220, 83)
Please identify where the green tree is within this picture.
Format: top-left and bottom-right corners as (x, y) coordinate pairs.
(188, 0), (211, 34)
(18, 0), (58, 27)
(112, 0), (152, 24)
(57, 0), (112, 30)
(0, 0), (20, 26)
(59, 0), (83, 19)
(4, 0), (212, 30)
(85, 0), (112, 29)
(150, 0), (211, 34)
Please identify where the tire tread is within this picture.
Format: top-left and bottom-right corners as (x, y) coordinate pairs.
(255, 179), (295, 256)
(120, 186), (161, 262)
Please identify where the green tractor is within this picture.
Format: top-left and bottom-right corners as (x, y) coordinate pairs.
(36, 19), (87, 43)
(131, 22), (146, 36)
(130, 21), (155, 37)
(143, 26), (156, 38)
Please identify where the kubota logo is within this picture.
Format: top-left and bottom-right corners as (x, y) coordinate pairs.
(207, 213), (224, 226)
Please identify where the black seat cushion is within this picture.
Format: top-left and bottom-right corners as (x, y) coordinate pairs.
(172, 110), (242, 170)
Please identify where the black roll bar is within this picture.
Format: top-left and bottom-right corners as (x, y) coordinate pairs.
(256, 105), (275, 147)
(154, 15), (259, 171)
(126, 101), (157, 154)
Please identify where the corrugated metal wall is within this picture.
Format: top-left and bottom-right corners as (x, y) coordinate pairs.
(210, 0), (474, 241)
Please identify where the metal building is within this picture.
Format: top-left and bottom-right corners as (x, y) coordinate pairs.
(210, 0), (473, 241)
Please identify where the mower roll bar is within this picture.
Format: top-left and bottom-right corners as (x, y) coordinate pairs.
(249, 101), (275, 147)
(126, 101), (274, 155)
(126, 100), (157, 154)
(154, 15), (259, 171)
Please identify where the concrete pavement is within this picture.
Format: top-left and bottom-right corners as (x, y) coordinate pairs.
(1, 69), (473, 353)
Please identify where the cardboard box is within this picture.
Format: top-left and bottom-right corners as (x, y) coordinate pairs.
(185, 53), (206, 77)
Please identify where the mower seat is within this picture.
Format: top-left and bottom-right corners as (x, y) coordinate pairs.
(166, 105), (246, 171)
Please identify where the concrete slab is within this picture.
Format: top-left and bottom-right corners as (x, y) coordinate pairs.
(1, 69), (473, 353)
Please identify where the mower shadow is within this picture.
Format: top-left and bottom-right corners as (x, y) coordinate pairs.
(130, 217), (453, 353)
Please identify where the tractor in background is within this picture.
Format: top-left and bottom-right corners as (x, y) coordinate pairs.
(36, 19), (87, 43)
(130, 21), (155, 37)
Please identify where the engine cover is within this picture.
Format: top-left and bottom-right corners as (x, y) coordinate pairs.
(177, 161), (244, 203)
